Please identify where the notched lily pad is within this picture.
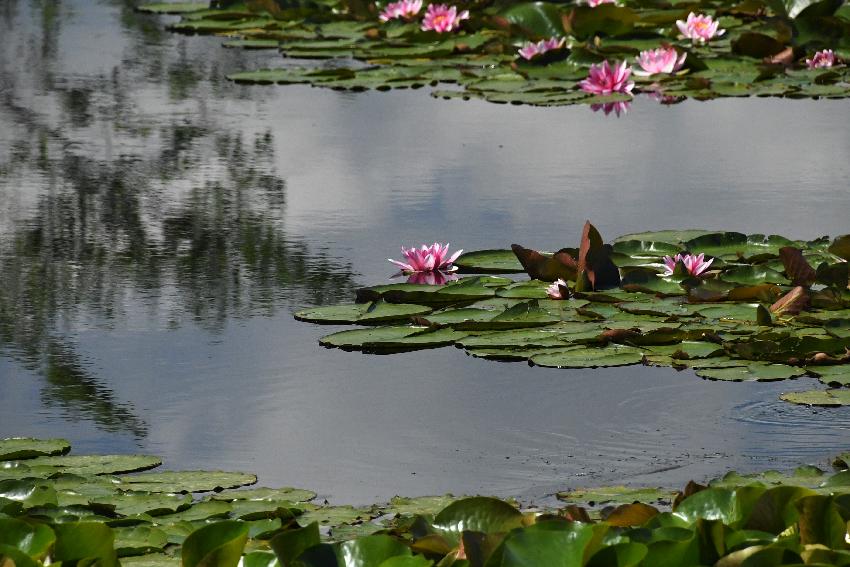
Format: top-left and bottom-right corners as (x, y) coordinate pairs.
(780, 389), (850, 406)
(0, 438), (71, 461)
(530, 345), (645, 368)
(118, 471), (257, 493)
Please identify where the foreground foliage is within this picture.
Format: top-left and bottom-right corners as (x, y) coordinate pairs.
(3, 438), (850, 566)
(137, 0), (850, 106)
(296, 224), (850, 407)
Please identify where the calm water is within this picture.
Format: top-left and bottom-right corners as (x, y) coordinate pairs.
(1, 0), (850, 505)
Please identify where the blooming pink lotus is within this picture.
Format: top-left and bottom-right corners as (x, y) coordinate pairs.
(389, 243), (463, 273)
(546, 279), (568, 299)
(661, 253), (714, 277)
(579, 60), (634, 95)
(586, 0), (617, 6)
(806, 49), (836, 69)
(635, 47), (687, 76)
(420, 4), (469, 32)
(676, 13), (725, 44)
(591, 100), (630, 116)
(379, 0), (422, 22)
(517, 37), (565, 61)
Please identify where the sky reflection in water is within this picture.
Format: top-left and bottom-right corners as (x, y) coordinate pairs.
(1, 0), (850, 504)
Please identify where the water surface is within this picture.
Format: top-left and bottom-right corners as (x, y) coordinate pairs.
(1, 0), (850, 505)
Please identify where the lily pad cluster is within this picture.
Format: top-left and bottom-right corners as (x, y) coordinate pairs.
(5, 438), (850, 566)
(296, 223), (850, 406)
(138, 0), (850, 106)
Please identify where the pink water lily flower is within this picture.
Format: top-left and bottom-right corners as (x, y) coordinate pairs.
(517, 37), (565, 60)
(676, 13), (725, 44)
(579, 60), (634, 95)
(661, 253), (714, 277)
(806, 49), (836, 69)
(420, 4), (469, 32)
(591, 100), (630, 116)
(586, 0), (617, 6)
(546, 279), (568, 299)
(389, 243), (463, 273)
(379, 0), (422, 21)
(635, 47), (687, 76)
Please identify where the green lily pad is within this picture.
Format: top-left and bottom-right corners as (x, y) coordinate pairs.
(557, 485), (676, 506)
(378, 495), (457, 517)
(780, 389), (850, 406)
(155, 500), (233, 523)
(26, 455), (163, 476)
(0, 438), (71, 461)
(297, 504), (373, 527)
(114, 526), (169, 557)
(136, 3), (209, 14)
(118, 471), (257, 493)
(530, 345), (645, 368)
(455, 250), (524, 273)
(211, 486), (316, 503)
(294, 301), (431, 325)
(808, 365), (850, 387)
(696, 363), (805, 382)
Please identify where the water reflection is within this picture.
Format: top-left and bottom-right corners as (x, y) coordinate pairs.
(0, 0), (357, 437)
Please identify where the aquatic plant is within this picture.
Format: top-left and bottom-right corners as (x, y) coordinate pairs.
(585, 0), (618, 6)
(676, 12), (725, 44)
(546, 278), (568, 299)
(4, 437), (850, 566)
(517, 37), (565, 61)
(634, 47), (687, 76)
(300, 224), (850, 406)
(579, 60), (634, 95)
(661, 252), (714, 277)
(807, 49), (837, 69)
(378, 0), (422, 22)
(420, 3), (469, 32)
(389, 242), (463, 273)
(143, 1), (850, 106)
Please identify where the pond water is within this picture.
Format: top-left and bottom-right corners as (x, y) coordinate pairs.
(1, 0), (850, 505)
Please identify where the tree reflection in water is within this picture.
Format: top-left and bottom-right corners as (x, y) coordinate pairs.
(0, 0), (357, 438)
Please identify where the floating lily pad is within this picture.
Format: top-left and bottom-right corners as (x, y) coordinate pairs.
(696, 363), (805, 382)
(780, 389), (850, 406)
(114, 526), (169, 557)
(136, 3), (209, 14)
(211, 487), (316, 503)
(530, 345), (645, 368)
(455, 250), (524, 273)
(0, 438), (71, 461)
(25, 455), (163, 476)
(808, 365), (850, 387)
(557, 486), (676, 506)
(118, 471), (257, 493)
(297, 504), (373, 527)
(294, 301), (432, 325)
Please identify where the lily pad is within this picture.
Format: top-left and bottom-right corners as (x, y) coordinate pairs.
(809, 365), (850, 387)
(211, 487), (316, 503)
(530, 345), (645, 368)
(26, 454), (163, 476)
(0, 438), (71, 461)
(118, 471), (257, 493)
(455, 250), (524, 273)
(294, 301), (431, 325)
(696, 363), (805, 382)
(780, 389), (850, 406)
